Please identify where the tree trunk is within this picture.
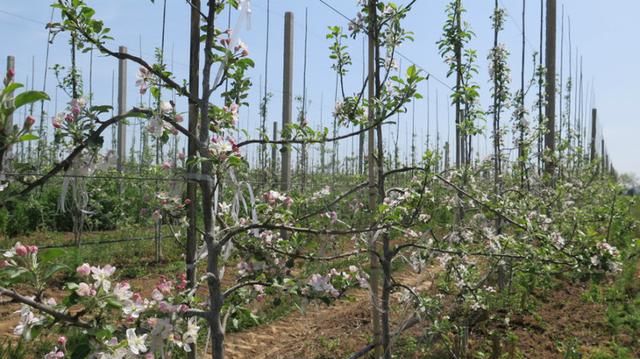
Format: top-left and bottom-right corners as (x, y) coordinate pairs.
(367, 1), (382, 357)
(185, 0), (201, 356)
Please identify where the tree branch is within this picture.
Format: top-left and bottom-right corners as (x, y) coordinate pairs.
(0, 287), (91, 329)
(17, 109), (145, 197)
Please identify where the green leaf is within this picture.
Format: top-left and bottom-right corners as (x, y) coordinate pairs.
(14, 91), (49, 109)
(71, 343), (91, 359)
(2, 82), (23, 95)
(90, 105), (112, 114)
(43, 264), (68, 281)
(17, 134), (39, 142)
(105, 298), (123, 309)
(5, 267), (28, 279)
(150, 86), (160, 101)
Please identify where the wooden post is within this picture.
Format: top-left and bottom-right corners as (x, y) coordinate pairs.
(117, 46), (127, 172)
(544, 0), (557, 177)
(601, 138), (605, 174)
(271, 121), (278, 181)
(589, 108), (597, 163)
(280, 12), (293, 193)
(444, 141), (450, 171)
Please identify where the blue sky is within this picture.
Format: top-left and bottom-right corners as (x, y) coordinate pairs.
(1, 0), (638, 176)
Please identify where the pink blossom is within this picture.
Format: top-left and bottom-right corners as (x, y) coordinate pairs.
(175, 114), (184, 123)
(76, 263), (91, 276)
(70, 98), (85, 116)
(24, 115), (36, 130)
(57, 336), (67, 346)
(235, 40), (249, 57)
(76, 282), (94, 297)
(263, 190), (281, 205)
(176, 273), (187, 290)
(27, 245), (38, 254)
(14, 244), (28, 257)
(161, 161), (172, 170)
(156, 277), (173, 294)
(52, 115), (62, 129)
(136, 67), (152, 95)
(151, 288), (164, 302)
(178, 152), (186, 160)
(158, 301), (177, 313)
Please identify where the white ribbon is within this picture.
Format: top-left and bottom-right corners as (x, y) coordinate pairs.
(213, 0), (253, 87)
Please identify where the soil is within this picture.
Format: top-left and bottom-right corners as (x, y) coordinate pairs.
(224, 275), (634, 359)
(224, 270), (436, 359)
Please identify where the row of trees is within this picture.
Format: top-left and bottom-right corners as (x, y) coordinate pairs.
(0, 1), (631, 358)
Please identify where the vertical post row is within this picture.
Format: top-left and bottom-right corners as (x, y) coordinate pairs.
(544, 0), (557, 177)
(589, 108), (597, 163)
(117, 46), (127, 172)
(280, 12), (293, 193)
(272, 121), (278, 182)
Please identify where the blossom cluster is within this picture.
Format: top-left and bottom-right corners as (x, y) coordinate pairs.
(1, 245), (203, 358)
(304, 266), (369, 298)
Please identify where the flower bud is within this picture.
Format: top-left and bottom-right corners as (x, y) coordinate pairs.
(57, 336), (67, 346)
(76, 263), (91, 276)
(15, 244), (28, 257)
(23, 115), (36, 130)
(52, 116), (62, 129)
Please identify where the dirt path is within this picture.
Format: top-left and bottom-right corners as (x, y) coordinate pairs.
(224, 270), (436, 359)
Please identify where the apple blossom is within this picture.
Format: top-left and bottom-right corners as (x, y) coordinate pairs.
(91, 264), (116, 291)
(76, 263), (91, 276)
(136, 67), (152, 95)
(126, 328), (148, 355)
(15, 243), (28, 257)
(52, 114), (63, 129)
(181, 317), (200, 352)
(58, 336), (68, 346)
(24, 115), (36, 130)
(76, 282), (95, 297)
(235, 40), (249, 57)
(160, 101), (173, 113)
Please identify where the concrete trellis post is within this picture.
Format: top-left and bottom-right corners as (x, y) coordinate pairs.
(589, 108), (597, 163)
(117, 46), (127, 172)
(544, 0), (557, 177)
(272, 121), (278, 181)
(280, 12), (293, 193)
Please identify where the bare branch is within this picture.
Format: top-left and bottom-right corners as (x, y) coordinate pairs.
(17, 109), (146, 197)
(0, 287), (91, 329)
